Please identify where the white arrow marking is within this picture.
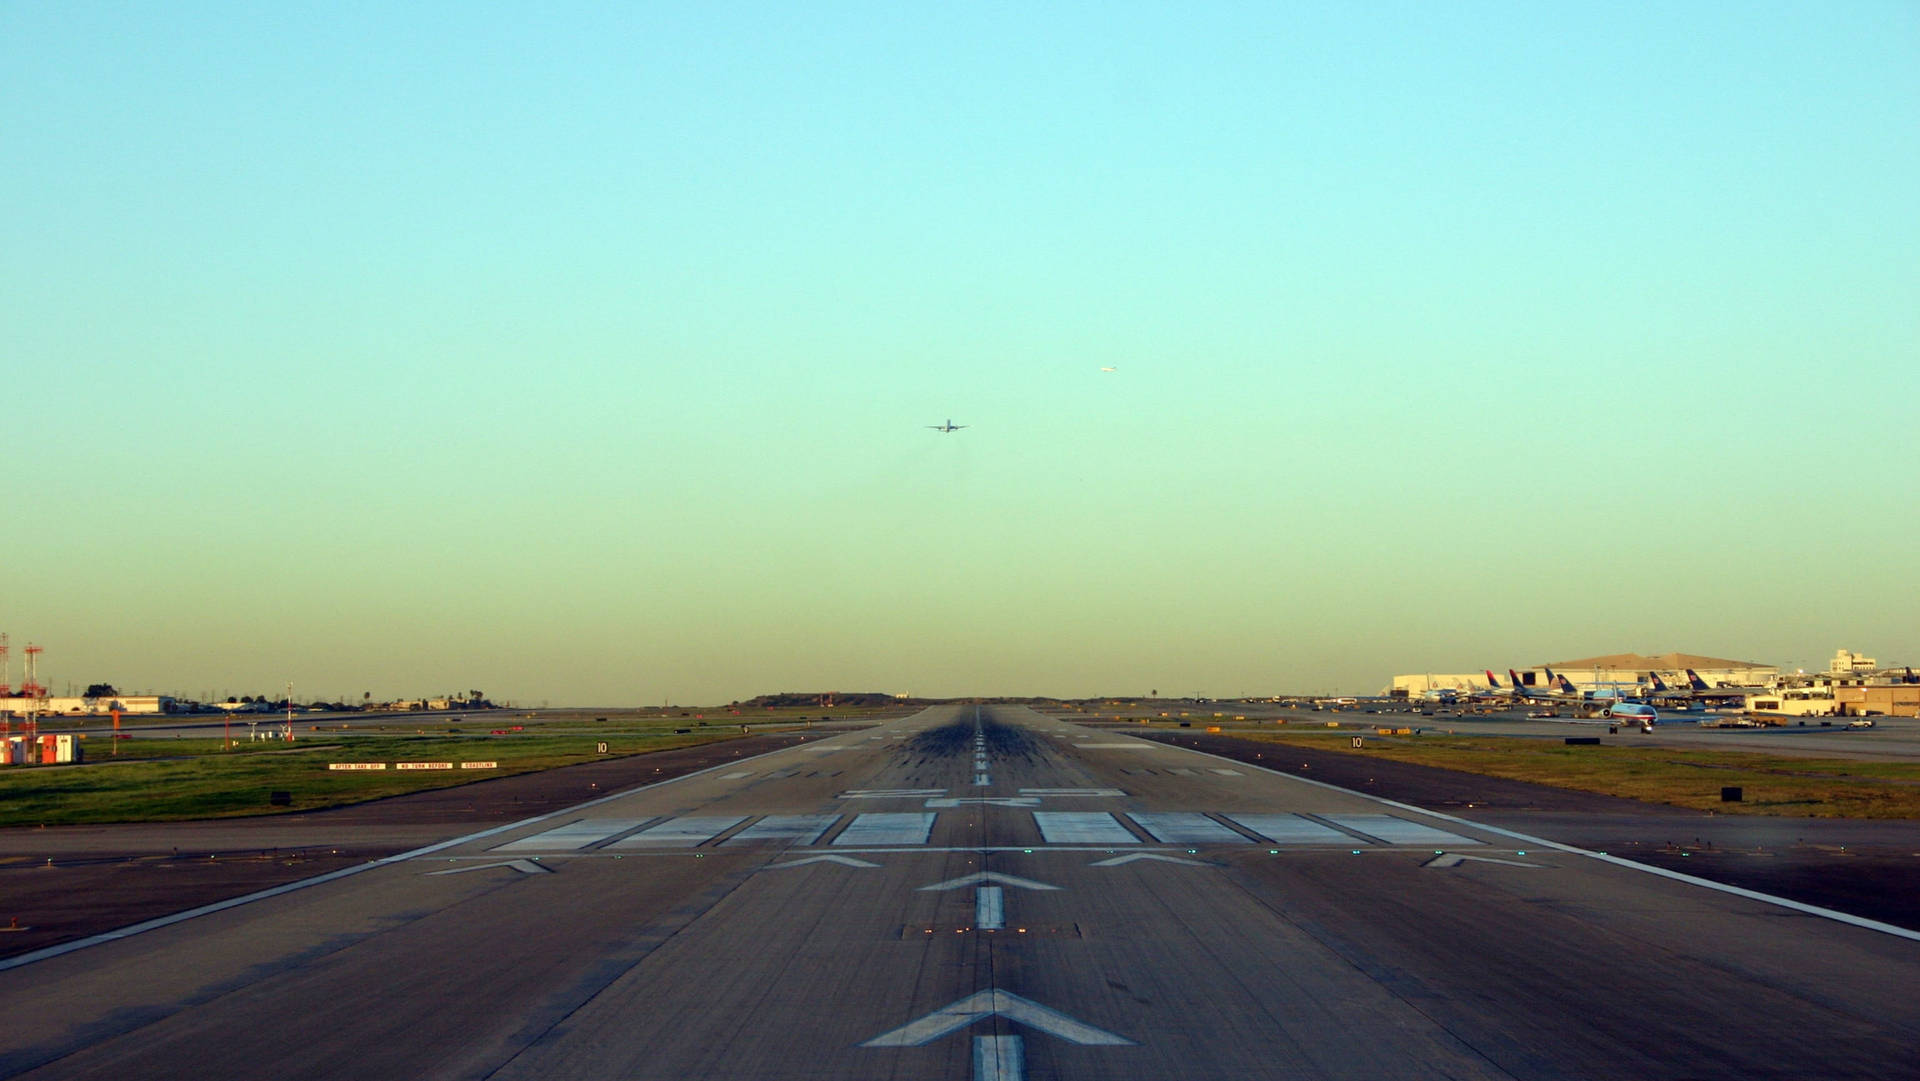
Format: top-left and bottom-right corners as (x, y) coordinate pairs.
(770, 854), (881, 869)
(919, 871), (1061, 892)
(925, 797), (1040, 808)
(427, 859), (551, 876)
(974, 773), (991, 786)
(1424, 853), (1545, 869)
(975, 1035), (1024, 1081)
(1090, 853), (1205, 867)
(862, 989), (1132, 1047)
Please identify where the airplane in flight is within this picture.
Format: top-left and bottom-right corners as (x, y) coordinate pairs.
(1099, 366), (1117, 373)
(926, 419), (968, 433)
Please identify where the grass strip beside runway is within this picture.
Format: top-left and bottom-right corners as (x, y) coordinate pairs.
(1230, 732), (1920, 818)
(0, 725), (751, 827)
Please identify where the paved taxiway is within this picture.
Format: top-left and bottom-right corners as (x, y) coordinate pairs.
(2, 705), (1916, 1080)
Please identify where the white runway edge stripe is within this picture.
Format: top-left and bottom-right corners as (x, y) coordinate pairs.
(0, 740), (814, 973)
(1163, 739), (1920, 943)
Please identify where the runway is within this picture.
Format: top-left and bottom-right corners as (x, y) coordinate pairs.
(2, 705), (1915, 1079)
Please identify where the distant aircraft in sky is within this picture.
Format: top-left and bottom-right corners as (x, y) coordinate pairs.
(1099, 366), (1116, 372)
(927, 419), (967, 433)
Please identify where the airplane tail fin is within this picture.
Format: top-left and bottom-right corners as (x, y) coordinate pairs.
(1648, 671), (1670, 693)
(1685, 668), (1710, 691)
(1485, 669), (1502, 688)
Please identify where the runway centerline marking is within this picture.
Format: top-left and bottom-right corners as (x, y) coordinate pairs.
(975, 1035), (1024, 1081)
(976, 886), (1005, 930)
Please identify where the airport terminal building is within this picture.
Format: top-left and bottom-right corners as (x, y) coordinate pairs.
(1390, 652), (1779, 698)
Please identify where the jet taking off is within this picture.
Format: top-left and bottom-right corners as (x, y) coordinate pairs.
(927, 419), (968, 433)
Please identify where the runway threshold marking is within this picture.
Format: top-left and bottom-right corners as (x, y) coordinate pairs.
(492, 818), (652, 852)
(1225, 814), (1354, 845)
(862, 989), (1133, 1047)
(724, 814), (839, 846)
(1128, 812), (1249, 845)
(926, 797), (1039, 808)
(607, 815), (747, 849)
(1320, 814), (1484, 847)
(834, 813), (937, 846)
(1033, 812), (1138, 846)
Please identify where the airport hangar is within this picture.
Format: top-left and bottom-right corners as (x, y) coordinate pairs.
(1391, 652), (1780, 698)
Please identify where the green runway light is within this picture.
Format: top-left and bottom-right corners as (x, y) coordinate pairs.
(1350, 850), (1362, 855)
(1024, 849), (1032, 854)
(1268, 850), (1278, 855)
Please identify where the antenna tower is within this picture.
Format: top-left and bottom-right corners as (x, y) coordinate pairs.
(0, 632), (10, 695)
(22, 643), (46, 699)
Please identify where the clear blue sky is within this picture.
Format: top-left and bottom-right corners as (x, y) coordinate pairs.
(4, 2), (1915, 704)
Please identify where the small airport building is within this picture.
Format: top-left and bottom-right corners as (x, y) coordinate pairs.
(0, 695), (175, 716)
(1752, 651), (1920, 717)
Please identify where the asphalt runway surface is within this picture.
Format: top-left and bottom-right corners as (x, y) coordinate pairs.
(2, 705), (1917, 1080)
